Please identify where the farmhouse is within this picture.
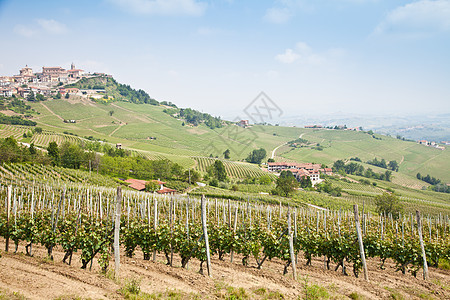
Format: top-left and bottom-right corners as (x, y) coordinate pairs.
(267, 162), (322, 173)
(237, 120), (249, 128)
(268, 161), (328, 186)
(124, 178), (176, 194)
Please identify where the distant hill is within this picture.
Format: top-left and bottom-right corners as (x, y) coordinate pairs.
(65, 75), (159, 105)
(0, 74), (448, 186)
(19, 95), (448, 185)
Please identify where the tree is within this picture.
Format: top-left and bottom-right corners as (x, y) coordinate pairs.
(109, 110), (114, 116)
(223, 149), (230, 159)
(246, 148), (266, 164)
(384, 170), (392, 182)
(26, 91), (36, 102)
(145, 181), (160, 192)
(333, 160), (345, 173)
(300, 176), (312, 188)
(183, 169), (201, 184)
(55, 92), (62, 99)
(33, 127), (42, 134)
(209, 160), (227, 181)
(267, 158), (275, 163)
(60, 142), (85, 169)
(258, 174), (273, 185)
(47, 141), (59, 165)
(388, 160), (399, 172)
(28, 143), (36, 155)
(65, 92), (70, 99)
(273, 170), (298, 197)
(375, 192), (402, 217)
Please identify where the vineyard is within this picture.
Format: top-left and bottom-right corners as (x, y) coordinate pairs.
(1, 180), (449, 284)
(30, 131), (81, 148)
(0, 163), (117, 187)
(193, 156), (275, 179)
(0, 124), (29, 140)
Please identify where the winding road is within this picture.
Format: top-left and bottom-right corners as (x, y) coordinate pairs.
(271, 133), (305, 159)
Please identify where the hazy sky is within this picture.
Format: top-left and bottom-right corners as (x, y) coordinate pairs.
(0, 0), (449, 119)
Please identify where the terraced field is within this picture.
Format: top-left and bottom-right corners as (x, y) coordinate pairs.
(193, 156), (275, 179)
(0, 124), (29, 139)
(0, 163), (117, 187)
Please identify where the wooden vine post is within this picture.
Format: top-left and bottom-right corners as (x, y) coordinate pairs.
(416, 210), (429, 280)
(201, 195), (212, 277)
(353, 205), (369, 281)
(153, 196), (158, 262)
(287, 207), (297, 279)
(5, 185), (11, 252)
(114, 186), (122, 280)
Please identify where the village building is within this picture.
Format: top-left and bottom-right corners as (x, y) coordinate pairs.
(20, 65), (33, 77)
(0, 87), (14, 97)
(268, 161), (329, 186)
(67, 63), (84, 78)
(267, 162), (322, 173)
(42, 66), (66, 76)
(237, 120), (249, 128)
(124, 178), (176, 194)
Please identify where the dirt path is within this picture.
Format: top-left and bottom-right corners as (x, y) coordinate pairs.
(0, 238), (448, 299)
(39, 102), (64, 121)
(271, 133), (305, 159)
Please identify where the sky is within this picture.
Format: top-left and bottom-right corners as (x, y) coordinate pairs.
(0, 0), (449, 120)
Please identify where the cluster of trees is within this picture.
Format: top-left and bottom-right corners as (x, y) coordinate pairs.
(416, 173), (449, 194)
(206, 160), (227, 186)
(66, 76), (159, 105)
(0, 113), (37, 126)
(416, 173), (441, 185)
(47, 141), (195, 182)
(367, 158), (399, 171)
(316, 182), (342, 197)
(160, 101), (177, 108)
(375, 192), (403, 217)
(3, 98), (35, 115)
(178, 108), (223, 129)
(26, 91), (45, 102)
(287, 138), (308, 147)
(115, 80), (159, 105)
(333, 160), (392, 181)
(246, 148), (266, 164)
(272, 170), (298, 196)
(0, 137), (48, 165)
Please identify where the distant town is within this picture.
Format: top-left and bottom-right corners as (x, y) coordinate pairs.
(0, 64), (109, 99)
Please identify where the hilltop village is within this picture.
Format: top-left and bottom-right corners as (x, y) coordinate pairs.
(0, 64), (106, 99)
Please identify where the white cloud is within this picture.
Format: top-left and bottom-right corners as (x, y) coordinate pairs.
(373, 0), (450, 37)
(36, 19), (67, 34)
(108, 0), (207, 16)
(275, 42), (326, 64)
(275, 48), (300, 63)
(264, 7), (293, 24)
(14, 19), (67, 37)
(13, 24), (36, 37)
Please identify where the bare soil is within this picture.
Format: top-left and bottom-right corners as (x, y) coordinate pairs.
(0, 238), (448, 299)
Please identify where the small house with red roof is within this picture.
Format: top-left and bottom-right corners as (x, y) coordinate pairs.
(124, 178), (176, 194)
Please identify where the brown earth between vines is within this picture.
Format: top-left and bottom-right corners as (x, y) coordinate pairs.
(0, 238), (448, 299)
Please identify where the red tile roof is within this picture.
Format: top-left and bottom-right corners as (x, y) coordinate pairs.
(157, 187), (176, 194)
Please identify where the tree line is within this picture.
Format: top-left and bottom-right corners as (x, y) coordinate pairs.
(333, 160), (392, 181)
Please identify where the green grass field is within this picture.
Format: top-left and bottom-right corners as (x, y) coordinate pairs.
(14, 97), (448, 186)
